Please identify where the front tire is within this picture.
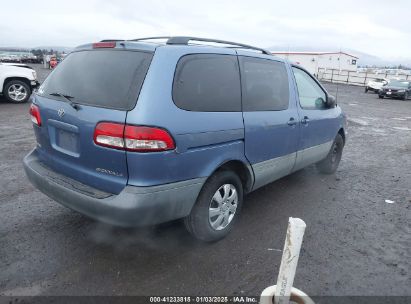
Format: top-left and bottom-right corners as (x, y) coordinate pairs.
(378, 95), (384, 99)
(4, 80), (31, 103)
(316, 134), (344, 174)
(364, 87), (368, 93)
(184, 170), (243, 242)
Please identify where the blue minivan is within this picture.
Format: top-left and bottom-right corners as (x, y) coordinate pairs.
(24, 37), (347, 241)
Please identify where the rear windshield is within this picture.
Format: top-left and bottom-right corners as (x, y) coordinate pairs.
(38, 50), (153, 110)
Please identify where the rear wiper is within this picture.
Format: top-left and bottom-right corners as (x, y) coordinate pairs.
(49, 92), (81, 110)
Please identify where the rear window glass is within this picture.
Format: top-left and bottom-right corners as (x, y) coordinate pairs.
(173, 54), (241, 112)
(38, 50), (153, 110)
(240, 57), (289, 111)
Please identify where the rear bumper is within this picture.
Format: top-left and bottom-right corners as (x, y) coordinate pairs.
(23, 149), (206, 227)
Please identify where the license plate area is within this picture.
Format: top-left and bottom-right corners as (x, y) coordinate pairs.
(48, 119), (80, 157)
(56, 129), (79, 153)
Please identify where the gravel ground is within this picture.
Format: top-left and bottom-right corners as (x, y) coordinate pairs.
(0, 65), (410, 298)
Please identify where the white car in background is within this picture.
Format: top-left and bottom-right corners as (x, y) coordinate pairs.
(0, 63), (39, 103)
(365, 78), (388, 93)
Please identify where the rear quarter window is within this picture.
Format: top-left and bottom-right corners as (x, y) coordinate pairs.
(172, 54), (241, 112)
(239, 56), (290, 111)
(38, 50), (153, 110)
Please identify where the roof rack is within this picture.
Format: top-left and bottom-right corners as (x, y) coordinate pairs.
(128, 37), (172, 43)
(100, 39), (125, 42)
(128, 36), (272, 55)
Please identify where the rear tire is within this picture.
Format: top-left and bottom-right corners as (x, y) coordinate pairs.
(316, 134), (344, 174)
(364, 87), (368, 93)
(184, 170), (243, 242)
(4, 80), (31, 103)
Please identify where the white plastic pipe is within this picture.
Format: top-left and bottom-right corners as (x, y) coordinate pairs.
(260, 285), (314, 304)
(274, 217), (307, 304)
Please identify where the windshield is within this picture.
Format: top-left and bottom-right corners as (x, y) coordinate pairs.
(387, 80), (409, 88)
(38, 50), (153, 110)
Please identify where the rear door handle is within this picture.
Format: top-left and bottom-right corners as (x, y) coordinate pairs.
(301, 116), (310, 125)
(287, 117), (297, 126)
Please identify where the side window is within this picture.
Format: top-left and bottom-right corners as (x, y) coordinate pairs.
(172, 54), (241, 112)
(292, 67), (327, 110)
(240, 57), (289, 111)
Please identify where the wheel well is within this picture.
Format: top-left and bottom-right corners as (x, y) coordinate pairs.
(3, 77), (31, 92)
(338, 128), (345, 145)
(215, 160), (253, 193)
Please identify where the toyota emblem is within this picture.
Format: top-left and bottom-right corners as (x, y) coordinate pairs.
(57, 108), (65, 118)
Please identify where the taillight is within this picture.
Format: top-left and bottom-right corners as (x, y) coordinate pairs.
(93, 122), (175, 152)
(124, 125), (175, 152)
(29, 104), (41, 126)
(92, 42), (116, 48)
(93, 122), (125, 149)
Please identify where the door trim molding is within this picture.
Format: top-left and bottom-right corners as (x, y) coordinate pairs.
(251, 140), (333, 191)
(292, 140), (333, 172)
(252, 152), (296, 190)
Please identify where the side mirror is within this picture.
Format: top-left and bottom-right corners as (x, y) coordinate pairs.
(326, 95), (336, 108)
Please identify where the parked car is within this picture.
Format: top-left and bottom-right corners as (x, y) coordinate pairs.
(21, 55), (43, 64)
(0, 62), (39, 103)
(23, 37), (347, 242)
(378, 80), (411, 100)
(0, 55), (12, 62)
(365, 78), (388, 93)
(1, 62), (34, 69)
(0, 55), (22, 63)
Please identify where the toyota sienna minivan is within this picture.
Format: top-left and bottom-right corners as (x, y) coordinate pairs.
(24, 37), (347, 241)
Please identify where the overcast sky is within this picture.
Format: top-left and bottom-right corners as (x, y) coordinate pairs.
(1, 0), (410, 60)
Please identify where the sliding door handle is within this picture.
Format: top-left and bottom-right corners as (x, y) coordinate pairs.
(287, 118), (297, 126)
(301, 116), (310, 125)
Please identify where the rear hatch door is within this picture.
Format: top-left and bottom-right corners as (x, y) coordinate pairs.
(32, 48), (153, 194)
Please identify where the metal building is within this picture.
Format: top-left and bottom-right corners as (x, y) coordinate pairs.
(271, 51), (359, 76)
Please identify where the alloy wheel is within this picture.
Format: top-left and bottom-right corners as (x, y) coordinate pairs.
(208, 184), (238, 231)
(8, 84), (28, 102)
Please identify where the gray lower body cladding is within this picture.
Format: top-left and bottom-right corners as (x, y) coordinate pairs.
(23, 149), (206, 227)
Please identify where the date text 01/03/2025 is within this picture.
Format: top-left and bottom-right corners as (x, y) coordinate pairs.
(149, 296), (258, 303)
